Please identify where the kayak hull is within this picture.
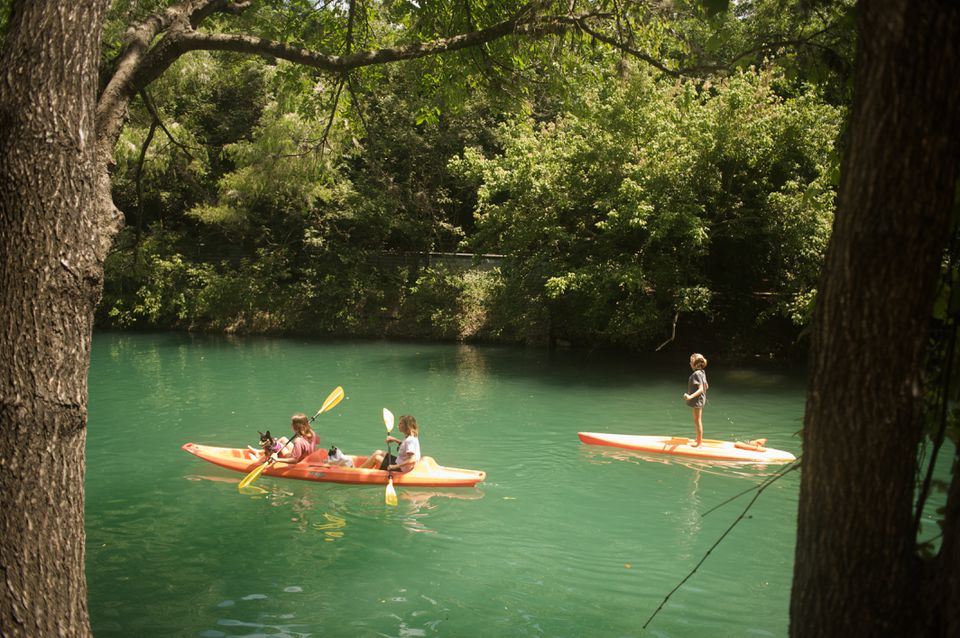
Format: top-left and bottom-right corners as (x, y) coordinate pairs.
(578, 432), (796, 463)
(182, 443), (486, 487)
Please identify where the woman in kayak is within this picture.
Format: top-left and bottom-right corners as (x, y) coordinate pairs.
(359, 414), (421, 472)
(682, 353), (709, 447)
(270, 413), (318, 464)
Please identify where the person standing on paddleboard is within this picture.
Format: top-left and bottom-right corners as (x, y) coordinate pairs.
(683, 353), (709, 447)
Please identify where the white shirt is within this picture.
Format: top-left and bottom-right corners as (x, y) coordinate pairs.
(396, 435), (421, 469)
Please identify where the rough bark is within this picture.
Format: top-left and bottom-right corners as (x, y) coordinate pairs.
(791, 2), (960, 637)
(1, 0), (957, 635)
(0, 1), (112, 636)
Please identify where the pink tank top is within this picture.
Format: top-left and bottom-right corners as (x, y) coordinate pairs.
(289, 435), (317, 462)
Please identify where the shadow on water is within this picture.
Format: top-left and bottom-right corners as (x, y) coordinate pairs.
(358, 342), (809, 392)
(105, 330), (807, 392)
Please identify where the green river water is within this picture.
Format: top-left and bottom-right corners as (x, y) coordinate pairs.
(87, 332), (809, 637)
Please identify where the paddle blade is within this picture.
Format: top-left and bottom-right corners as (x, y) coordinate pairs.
(383, 408), (395, 433)
(385, 475), (398, 506)
(238, 461), (268, 490)
(312, 386), (345, 420)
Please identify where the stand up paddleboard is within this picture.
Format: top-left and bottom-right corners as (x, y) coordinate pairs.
(578, 432), (796, 463)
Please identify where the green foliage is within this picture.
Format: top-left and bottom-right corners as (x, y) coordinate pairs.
(187, 100), (335, 236)
(400, 267), (464, 339)
(723, 0), (856, 105)
(394, 266), (508, 341)
(454, 65), (842, 349)
(101, 229), (217, 329)
(0, 0), (11, 43)
(98, 0), (849, 355)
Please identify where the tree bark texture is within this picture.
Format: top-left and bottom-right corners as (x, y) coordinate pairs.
(791, 2), (960, 637)
(0, 1), (112, 636)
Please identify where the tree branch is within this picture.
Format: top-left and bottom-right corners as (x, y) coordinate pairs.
(134, 117), (158, 253)
(129, 9), (605, 96)
(189, 0), (252, 28)
(723, 24), (843, 72)
(701, 457), (802, 518)
(642, 460), (801, 631)
(139, 90), (197, 161)
(574, 16), (711, 77)
(96, 0), (254, 165)
(654, 312), (679, 352)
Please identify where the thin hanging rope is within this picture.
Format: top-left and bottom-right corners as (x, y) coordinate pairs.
(642, 460), (801, 631)
(700, 457), (802, 518)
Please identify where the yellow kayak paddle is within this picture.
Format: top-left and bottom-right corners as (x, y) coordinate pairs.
(383, 407), (398, 506)
(238, 385), (345, 491)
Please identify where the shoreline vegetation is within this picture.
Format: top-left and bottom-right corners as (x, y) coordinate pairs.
(97, 250), (807, 361)
(99, 65), (841, 363)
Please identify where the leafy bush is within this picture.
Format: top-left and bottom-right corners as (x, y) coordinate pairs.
(453, 65), (843, 349)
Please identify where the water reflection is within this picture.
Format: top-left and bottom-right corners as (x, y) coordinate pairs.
(453, 345), (489, 402)
(580, 446), (786, 480)
(678, 469), (702, 553)
(207, 615), (313, 638)
(313, 513), (347, 541)
(397, 489), (486, 535)
(187, 473), (485, 539)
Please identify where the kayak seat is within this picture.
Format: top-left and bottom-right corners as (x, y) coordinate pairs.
(304, 448), (329, 463)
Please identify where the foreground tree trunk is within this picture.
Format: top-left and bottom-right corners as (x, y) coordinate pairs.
(0, 0), (957, 634)
(791, 2), (960, 637)
(0, 1), (112, 636)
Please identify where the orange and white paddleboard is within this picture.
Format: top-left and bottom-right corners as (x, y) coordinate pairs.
(578, 432), (796, 463)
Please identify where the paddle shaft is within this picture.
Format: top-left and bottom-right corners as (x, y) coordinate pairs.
(383, 407), (398, 505)
(240, 386), (343, 490)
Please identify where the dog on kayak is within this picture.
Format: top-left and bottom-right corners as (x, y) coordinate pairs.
(247, 430), (284, 458)
(326, 445), (354, 467)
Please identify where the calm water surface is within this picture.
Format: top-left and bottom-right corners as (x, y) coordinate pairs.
(87, 333), (808, 637)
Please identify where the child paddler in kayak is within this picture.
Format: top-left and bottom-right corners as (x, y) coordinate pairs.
(270, 413), (319, 464)
(682, 353), (709, 447)
(358, 414), (421, 472)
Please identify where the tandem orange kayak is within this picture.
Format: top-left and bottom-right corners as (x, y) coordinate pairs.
(578, 432), (797, 463)
(181, 443), (486, 487)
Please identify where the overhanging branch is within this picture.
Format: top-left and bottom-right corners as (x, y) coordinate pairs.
(162, 12), (588, 76)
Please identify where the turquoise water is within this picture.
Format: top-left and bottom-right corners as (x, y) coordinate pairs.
(87, 333), (808, 637)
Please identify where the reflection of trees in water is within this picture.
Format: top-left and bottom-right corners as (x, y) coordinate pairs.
(453, 345), (489, 402)
(642, 460), (800, 631)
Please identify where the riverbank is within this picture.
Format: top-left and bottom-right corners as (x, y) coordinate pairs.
(98, 255), (808, 362)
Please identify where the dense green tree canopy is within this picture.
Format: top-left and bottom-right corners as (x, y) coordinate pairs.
(455, 64), (840, 348)
(95, 0), (852, 355)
